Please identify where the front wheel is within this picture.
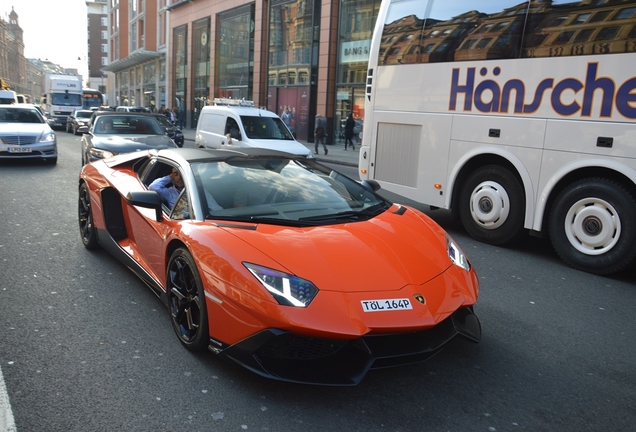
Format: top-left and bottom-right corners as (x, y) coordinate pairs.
(548, 179), (636, 275)
(458, 165), (525, 245)
(167, 248), (209, 351)
(78, 182), (98, 249)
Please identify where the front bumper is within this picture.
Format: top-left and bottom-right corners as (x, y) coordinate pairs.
(218, 307), (481, 386)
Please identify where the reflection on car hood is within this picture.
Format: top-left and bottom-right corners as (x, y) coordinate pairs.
(91, 134), (177, 151)
(223, 205), (451, 292)
(236, 139), (311, 156)
(0, 123), (50, 136)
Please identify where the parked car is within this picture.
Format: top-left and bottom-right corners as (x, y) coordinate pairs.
(66, 109), (94, 135)
(0, 105), (57, 164)
(153, 113), (184, 147)
(80, 112), (177, 165)
(78, 147), (481, 385)
(195, 99), (312, 158)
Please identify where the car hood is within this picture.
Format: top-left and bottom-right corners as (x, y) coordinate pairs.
(220, 204), (452, 293)
(91, 134), (177, 151)
(237, 139), (311, 157)
(0, 123), (50, 136)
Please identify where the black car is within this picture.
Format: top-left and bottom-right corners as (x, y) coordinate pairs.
(153, 114), (184, 147)
(66, 110), (94, 135)
(80, 112), (178, 165)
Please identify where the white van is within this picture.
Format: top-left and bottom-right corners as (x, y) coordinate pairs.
(0, 90), (18, 104)
(195, 99), (312, 158)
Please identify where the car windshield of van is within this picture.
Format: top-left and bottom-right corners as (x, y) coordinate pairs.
(51, 92), (83, 106)
(240, 116), (294, 140)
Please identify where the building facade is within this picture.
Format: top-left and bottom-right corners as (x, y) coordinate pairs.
(103, 0), (380, 143)
(0, 8), (28, 96)
(86, 0), (109, 99)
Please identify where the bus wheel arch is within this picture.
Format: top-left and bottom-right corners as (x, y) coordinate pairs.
(548, 177), (636, 275)
(455, 158), (526, 246)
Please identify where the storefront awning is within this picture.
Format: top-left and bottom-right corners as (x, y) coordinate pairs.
(102, 50), (164, 73)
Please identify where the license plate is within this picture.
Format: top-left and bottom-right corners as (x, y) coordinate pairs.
(8, 147), (32, 153)
(361, 298), (412, 312)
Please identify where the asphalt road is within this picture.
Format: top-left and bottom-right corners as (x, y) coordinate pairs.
(0, 132), (635, 432)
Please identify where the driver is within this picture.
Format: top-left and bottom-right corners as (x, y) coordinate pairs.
(149, 168), (185, 208)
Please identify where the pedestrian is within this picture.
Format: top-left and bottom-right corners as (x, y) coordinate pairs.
(344, 112), (355, 150)
(314, 114), (327, 155)
(177, 107), (185, 129)
(281, 107), (292, 130)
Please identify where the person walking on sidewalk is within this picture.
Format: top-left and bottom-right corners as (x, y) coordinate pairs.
(314, 114), (328, 155)
(344, 112), (355, 151)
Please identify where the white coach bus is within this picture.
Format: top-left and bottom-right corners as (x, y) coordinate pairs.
(359, 0), (636, 275)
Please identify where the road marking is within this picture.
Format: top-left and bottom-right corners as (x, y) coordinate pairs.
(0, 365), (17, 432)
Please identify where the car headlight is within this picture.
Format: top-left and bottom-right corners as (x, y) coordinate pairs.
(447, 235), (471, 271)
(89, 147), (115, 159)
(40, 132), (56, 143)
(244, 263), (318, 307)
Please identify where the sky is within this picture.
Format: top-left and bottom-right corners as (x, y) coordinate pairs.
(0, 0), (89, 79)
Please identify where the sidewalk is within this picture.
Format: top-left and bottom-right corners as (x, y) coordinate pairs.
(181, 128), (359, 167)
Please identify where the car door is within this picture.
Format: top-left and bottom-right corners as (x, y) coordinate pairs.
(125, 161), (190, 287)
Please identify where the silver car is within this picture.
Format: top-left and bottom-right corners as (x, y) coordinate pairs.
(0, 105), (57, 164)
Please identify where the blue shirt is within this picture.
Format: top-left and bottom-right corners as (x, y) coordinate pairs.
(149, 175), (182, 208)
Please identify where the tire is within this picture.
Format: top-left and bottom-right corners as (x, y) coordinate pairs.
(458, 165), (525, 245)
(78, 182), (98, 249)
(167, 248), (209, 351)
(548, 178), (636, 275)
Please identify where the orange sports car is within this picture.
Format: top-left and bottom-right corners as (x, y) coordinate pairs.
(78, 147), (481, 385)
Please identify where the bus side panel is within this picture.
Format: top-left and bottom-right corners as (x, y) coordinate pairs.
(451, 114), (546, 150)
(369, 111), (452, 208)
(544, 119), (636, 158)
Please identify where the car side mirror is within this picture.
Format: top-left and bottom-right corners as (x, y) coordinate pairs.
(361, 180), (381, 192)
(125, 190), (164, 221)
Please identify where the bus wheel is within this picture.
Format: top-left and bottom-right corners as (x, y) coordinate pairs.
(549, 179), (636, 275)
(459, 165), (525, 245)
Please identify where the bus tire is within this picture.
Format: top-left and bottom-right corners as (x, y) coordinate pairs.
(548, 178), (636, 275)
(458, 165), (525, 245)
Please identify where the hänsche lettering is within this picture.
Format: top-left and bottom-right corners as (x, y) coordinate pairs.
(449, 63), (636, 119)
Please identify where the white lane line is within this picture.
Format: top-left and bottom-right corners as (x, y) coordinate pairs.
(0, 365), (17, 432)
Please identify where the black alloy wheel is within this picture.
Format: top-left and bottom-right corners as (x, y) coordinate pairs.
(78, 182), (98, 249)
(167, 248), (209, 351)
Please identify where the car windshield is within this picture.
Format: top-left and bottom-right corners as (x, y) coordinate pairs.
(0, 107), (44, 123)
(192, 158), (391, 226)
(93, 115), (164, 135)
(240, 116), (294, 140)
(75, 110), (93, 119)
(51, 93), (83, 106)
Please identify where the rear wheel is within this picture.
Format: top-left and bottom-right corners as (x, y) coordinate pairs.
(549, 178), (636, 275)
(78, 182), (98, 249)
(458, 165), (525, 245)
(167, 248), (209, 351)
